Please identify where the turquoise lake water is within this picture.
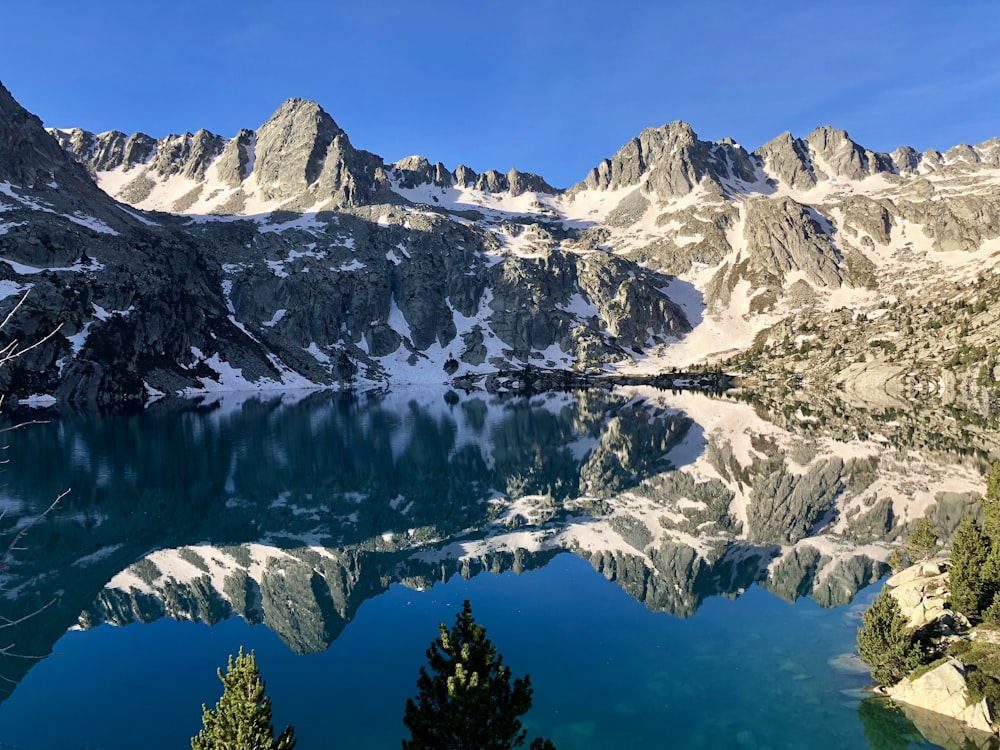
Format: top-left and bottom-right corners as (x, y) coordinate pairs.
(0, 555), (933, 750)
(0, 388), (985, 748)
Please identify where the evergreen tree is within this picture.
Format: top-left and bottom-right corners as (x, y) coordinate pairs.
(983, 461), (1000, 543)
(857, 589), (922, 687)
(949, 515), (993, 618)
(192, 647), (296, 750)
(905, 517), (939, 561)
(403, 600), (555, 750)
(986, 461), (1000, 504)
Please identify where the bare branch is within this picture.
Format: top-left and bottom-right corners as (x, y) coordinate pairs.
(0, 598), (55, 630)
(0, 491), (68, 575)
(0, 289), (63, 370)
(0, 292), (29, 334)
(0, 643), (47, 659)
(0, 419), (50, 434)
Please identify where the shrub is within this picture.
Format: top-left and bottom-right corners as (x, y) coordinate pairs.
(966, 669), (1000, 706)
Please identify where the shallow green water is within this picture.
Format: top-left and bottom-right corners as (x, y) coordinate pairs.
(0, 387), (984, 748)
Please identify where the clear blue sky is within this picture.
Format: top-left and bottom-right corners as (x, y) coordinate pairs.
(2, 0), (998, 188)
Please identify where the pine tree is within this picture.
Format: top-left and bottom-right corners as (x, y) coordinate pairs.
(983, 461), (1000, 543)
(191, 647), (296, 750)
(857, 589), (922, 687)
(403, 600), (555, 750)
(905, 517), (939, 561)
(949, 515), (993, 618)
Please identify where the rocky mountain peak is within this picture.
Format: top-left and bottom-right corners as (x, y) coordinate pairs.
(579, 120), (756, 199)
(391, 156), (554, 197)
(754, 131), (818, 190)
(0, 82), (87, 190)
(506, 167), (555, 196)
(804, 125), (895, 182)
(268, 96), (337, 122)
(391, 155), (452, 189)
(213, 128), (256, 186)
(892, 145), (922, 175)
(253, 97), (347, 201)
(395, 154), (432, 174)
(48, 127), (158, 174)
(147, 129), (226, 180)
(754, 127), (897, 189)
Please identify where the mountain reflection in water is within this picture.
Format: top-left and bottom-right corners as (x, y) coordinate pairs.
(0, 386), (990, 748)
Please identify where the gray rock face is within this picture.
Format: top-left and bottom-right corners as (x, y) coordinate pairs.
(0, 83), (99, 198)
(754, 131), (818, 190)
(49, 128), (158, 173)
(150, 130), (225, 180)
(253, 98), (348, 202)
(742, 197), (847, 287)
(747, 457), (844, 545)
(754, 127), (896, 189)
(579, 120), (758, 198)
(704, 197), (850, 310)
(804, 126), (895, 181)
(393, 155), (450, 189)
(213, 129), (255, 186)
(892, 145), (923, 174)
(839, 195), (894, 245)
(393, 159), (553, 198)
(895, 191), (1000, 252)
(507, 168), (555, 196)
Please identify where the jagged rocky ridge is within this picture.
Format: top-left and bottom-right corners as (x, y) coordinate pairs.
(0, 80), (998, 406)
(0, 387), (987, 686)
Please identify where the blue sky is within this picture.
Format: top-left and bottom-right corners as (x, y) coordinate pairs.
(2, 0), (998, 187)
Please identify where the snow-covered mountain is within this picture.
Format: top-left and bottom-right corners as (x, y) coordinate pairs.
(1, 80), (999, 407)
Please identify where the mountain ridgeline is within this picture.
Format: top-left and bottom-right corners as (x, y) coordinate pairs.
(0, 80), (997, 408)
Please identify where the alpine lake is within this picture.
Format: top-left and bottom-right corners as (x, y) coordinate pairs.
(0, 384), (995, 750)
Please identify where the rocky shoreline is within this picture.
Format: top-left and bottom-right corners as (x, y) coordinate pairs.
(460, 367), (734, 395)
(873, 560), (999, 747)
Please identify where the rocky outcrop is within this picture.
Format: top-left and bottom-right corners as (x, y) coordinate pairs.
(742, 197), (847, 287)
(805, 126), (895, 181)
(887, 560), (968, 634)
(754, 132), (818, 190)
(888, 659), (995, 736)
(873, 561), (997, 738)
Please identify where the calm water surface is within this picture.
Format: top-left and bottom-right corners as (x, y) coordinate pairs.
(0, 387), (984, 749)
(1, 557), (909, 750)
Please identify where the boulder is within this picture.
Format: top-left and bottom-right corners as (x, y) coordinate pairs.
(887, 658), (995, 735)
